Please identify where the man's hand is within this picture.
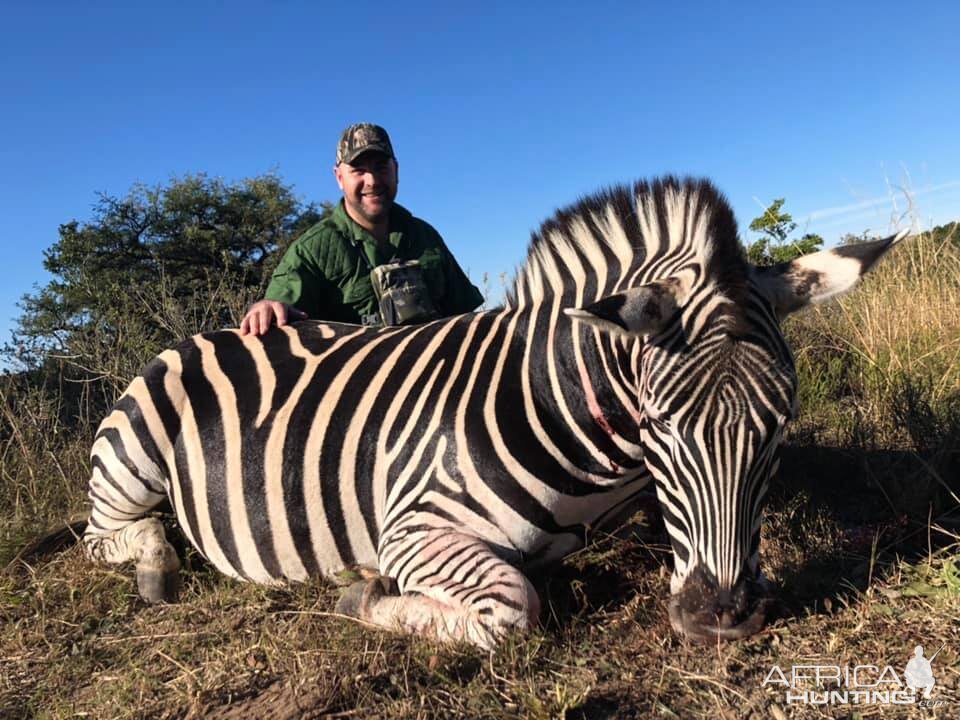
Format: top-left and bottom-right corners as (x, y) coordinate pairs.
(240, 300), (308, 336)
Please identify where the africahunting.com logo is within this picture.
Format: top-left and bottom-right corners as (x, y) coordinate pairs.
(762, 643), (946, 708)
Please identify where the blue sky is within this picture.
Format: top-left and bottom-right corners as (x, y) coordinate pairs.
(2, 2), (958, 347)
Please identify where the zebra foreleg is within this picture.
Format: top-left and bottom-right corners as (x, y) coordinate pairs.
(83, 517), (181, 603)
(336, 531), (540, 649)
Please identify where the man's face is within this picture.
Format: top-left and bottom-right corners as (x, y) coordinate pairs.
(334, 151), (398, 226)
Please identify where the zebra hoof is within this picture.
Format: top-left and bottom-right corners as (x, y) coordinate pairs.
(136, 567), (181, 603)
(335, 576), (396, 618)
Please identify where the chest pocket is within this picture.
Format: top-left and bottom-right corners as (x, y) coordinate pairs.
(336, 255), (378, 323)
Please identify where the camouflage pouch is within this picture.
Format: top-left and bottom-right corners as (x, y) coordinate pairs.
(369, 260), (439, 326)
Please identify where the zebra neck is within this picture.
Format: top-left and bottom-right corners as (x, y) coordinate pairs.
(513, 307), (646, 481)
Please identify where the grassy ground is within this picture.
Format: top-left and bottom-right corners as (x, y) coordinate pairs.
(2, 233), (958, 719)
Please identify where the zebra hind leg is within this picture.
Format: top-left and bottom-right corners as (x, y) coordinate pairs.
(84, 517), (181, 602)
(336, 531), (540, 650)
(84, 426), (180, 602)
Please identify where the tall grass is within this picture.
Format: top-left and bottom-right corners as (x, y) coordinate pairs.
(788, 230), (960, 444)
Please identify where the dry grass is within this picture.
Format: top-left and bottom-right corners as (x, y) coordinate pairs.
(3, 504), (958, 719)
(1, 232), (958, 719)
(788, 229), (960, 442)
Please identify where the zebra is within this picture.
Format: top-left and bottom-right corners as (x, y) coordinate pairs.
(83, 177), (906, 647)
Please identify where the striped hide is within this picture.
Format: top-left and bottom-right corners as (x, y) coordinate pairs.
(84, 177), (908, 646)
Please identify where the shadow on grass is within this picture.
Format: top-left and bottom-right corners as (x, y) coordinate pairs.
(525, 438), (958, 642)
(764, 440), (958, 623)
(531, 492), (674, 637)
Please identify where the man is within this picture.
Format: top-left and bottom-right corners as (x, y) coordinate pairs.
(240, 123), (483, 335)
(905, 645), (936, 699)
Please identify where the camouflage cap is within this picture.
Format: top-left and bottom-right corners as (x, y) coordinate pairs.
(336, 123), (395, 165)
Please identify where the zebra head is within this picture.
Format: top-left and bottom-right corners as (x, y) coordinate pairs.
(564, 178), (907, 641)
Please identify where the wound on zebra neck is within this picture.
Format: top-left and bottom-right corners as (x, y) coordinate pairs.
(578, 362), (622, 473)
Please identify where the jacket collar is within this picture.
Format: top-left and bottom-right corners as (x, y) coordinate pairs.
(333, 199), (413, 253)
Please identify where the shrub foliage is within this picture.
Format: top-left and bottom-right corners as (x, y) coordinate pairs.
(1, 174), (326, 525)
(9, 174), (326, 382)
(745, 197), (824, 265)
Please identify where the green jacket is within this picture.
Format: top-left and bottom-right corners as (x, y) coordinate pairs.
(265, 200), (483, 325)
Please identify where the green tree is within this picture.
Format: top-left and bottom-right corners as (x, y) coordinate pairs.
(928, 221), (958, 249)
(745, 198), (823, 266)
(8, 173), (327, 393)
(839, 230), (874, 245)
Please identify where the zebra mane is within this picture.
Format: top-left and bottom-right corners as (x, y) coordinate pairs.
(506, 176), (748, 308)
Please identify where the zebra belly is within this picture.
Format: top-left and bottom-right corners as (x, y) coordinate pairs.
(165, 463), (380, 585)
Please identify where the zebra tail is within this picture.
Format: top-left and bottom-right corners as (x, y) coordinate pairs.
(3, 518), (88, 580)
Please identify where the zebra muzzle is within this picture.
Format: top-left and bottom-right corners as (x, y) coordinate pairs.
(667, 567), (772, 642)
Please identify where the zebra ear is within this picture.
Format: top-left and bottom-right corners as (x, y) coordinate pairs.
(564, 276), (689, 336)
(752, 230), (909, 317)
